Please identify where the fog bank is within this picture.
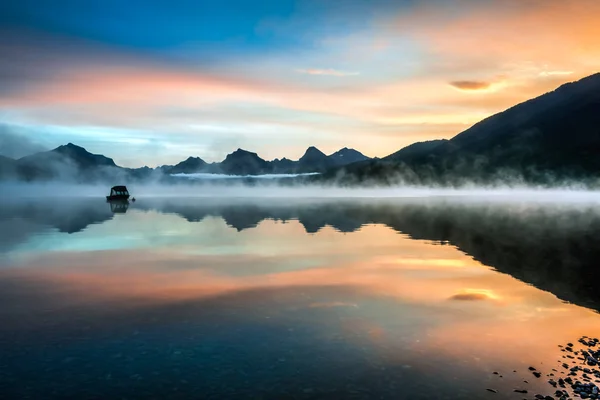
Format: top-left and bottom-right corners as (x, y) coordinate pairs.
(3, 181), (600, 204)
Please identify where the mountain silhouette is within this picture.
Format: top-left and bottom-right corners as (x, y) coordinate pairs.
(297, 146), (333, 172)
(220, 148), (272, 175)
(52, 143), (117, 168)
(384, 139), (448, 162)
(14, 143), (122, 181)
(162, 146), (370, 175)
(270, 157), (296, 174)
(328, 147), (370, 166)
(326, 73), (600, 185)
(0, 144), (370, 182)
(164, 156), (208, 175)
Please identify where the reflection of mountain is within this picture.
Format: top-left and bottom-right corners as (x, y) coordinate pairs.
(129, 199), (600, 311)
(132, 200), (368, 233)
(381, 203), (600, 312)
(2, 198), (600, 312)
(0, 199), (114, 235)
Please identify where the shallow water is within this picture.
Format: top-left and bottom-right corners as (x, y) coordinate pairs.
(1, 197), (600, 399)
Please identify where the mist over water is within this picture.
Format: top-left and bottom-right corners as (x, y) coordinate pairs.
(4, 181), (600, 203)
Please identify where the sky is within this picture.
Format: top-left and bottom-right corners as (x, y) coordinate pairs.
(0, 0), (599, 167)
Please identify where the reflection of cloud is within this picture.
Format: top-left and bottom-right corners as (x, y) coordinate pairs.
(296, 68), (359, 77)
(449, 293), (489, 301)
(448, 289), (497, 301)
(449, 81), (491, 91)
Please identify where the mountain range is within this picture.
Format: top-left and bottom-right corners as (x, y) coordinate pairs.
(163, 146), (369, 175)
(0, 143), (370, 182)
(1, 72), (599, 185)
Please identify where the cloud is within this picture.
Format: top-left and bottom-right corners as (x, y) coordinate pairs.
(296, 68), (359, 77)
(539, 71), (574, 77)
(449, 80), (491, 91)
(0, 124), (48, 158)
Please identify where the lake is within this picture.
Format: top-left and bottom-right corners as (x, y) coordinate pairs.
(1, 195), (600, 399)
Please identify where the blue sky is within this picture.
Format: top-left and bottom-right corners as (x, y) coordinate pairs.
(0, 0), (598, 166)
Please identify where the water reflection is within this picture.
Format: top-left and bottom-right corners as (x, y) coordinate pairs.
(2, 198), (600, 310)
(1, 198), (600, 399)
(109, 199), (130, 214)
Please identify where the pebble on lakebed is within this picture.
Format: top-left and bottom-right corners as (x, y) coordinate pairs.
(487, 336), (600, 400)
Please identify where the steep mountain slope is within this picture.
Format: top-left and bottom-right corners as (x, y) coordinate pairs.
(431, 73), (600, 178)
(297, 146), (334, 172)
(384, 140), (448, 162)
(16, 143), (121, 181)
(52, 143), (117, 168)
(220, 149), (272, 175)
(164, 157), (208, 174)
(330, 73), (600, 185)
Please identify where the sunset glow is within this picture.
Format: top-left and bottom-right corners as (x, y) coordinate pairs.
(1, 0), (599, 166)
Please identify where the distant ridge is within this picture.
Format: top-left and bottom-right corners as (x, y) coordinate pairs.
(329, 147), (370, 166)
(51, 143), (117, 168)
(0, 143), (371, 182)
(163, 157), (208, 175)
(159, 146), (371, 176)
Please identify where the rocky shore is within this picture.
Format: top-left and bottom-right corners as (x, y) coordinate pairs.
(488, 336), (600, 399)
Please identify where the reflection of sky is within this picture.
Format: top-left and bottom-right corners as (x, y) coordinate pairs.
(2, 206), (600, 398)
(7, 212), (248, 255)
(2, 207), (595, 316)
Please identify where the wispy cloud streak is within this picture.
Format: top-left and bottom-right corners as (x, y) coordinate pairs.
(449, 81), (491, 91)
(296, 68), (359, 77)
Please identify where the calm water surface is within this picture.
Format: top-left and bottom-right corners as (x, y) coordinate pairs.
(1, 197), (600, 399)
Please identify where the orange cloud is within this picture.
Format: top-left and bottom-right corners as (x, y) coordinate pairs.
(449, 81), (491, 91)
